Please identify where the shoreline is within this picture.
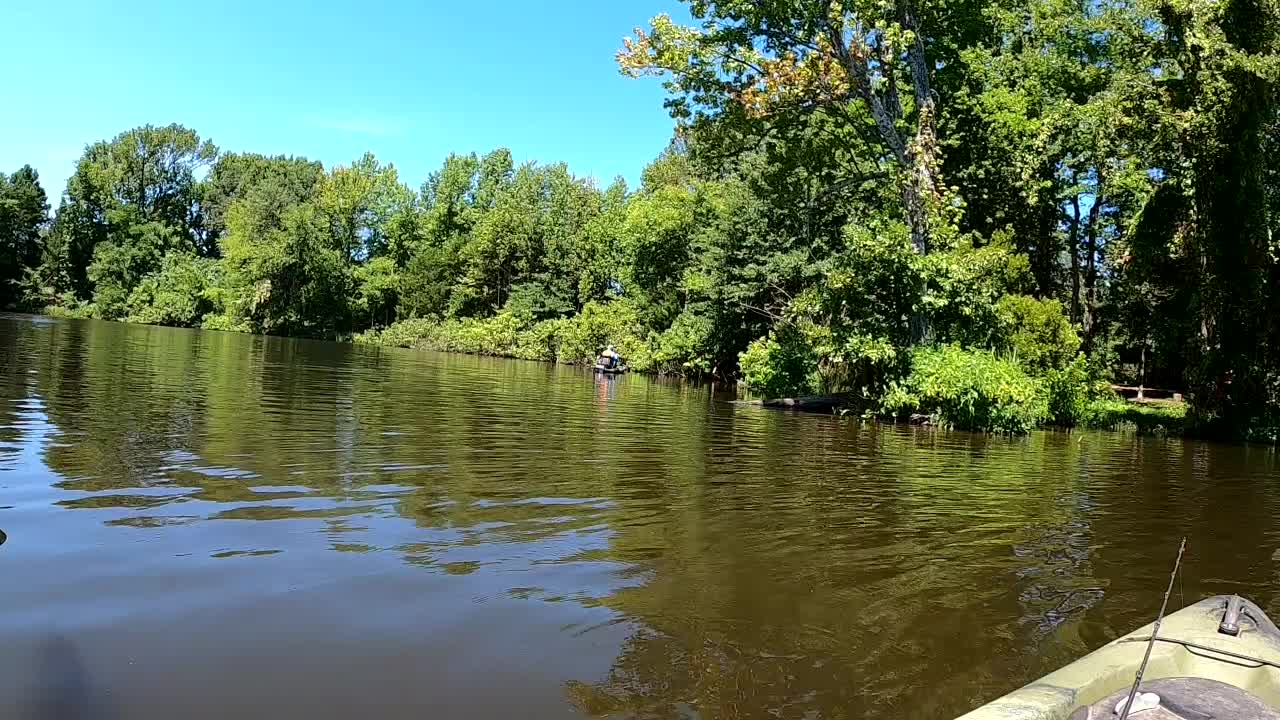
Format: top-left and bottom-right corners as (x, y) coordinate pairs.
(357, 327), (1189, 438)
(22, 310), (1194, 439)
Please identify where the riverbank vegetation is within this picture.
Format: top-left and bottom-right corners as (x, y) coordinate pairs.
(3, 0), (1279, 437)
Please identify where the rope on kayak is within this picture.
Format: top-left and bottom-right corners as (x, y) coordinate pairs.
(1118, 635), (1280, 671)
(1118, 537), (1187, 720)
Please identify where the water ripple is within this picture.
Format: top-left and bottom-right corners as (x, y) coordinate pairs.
(3, 314), (1280, 720)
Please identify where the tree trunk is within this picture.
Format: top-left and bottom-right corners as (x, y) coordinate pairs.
(1140, 344), (1147, 392)
(902, 178), (931, 256)
(831, 0), (941, 258)
(899, 0), (942, 256)
(892, 100), (943, 257)
(1068, 185), (1082, 324)
(1083, 194), (1101, 349)
(138, 134), (148, 222)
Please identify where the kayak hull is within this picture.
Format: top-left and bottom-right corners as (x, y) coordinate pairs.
(957, 595), (1280, 719)
(594, 364), (627, 375)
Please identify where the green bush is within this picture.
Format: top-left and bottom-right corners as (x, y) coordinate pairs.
(923, 235), (1034, 346)
(451, 312), (522, 355)
(807, 326), (903, 398)
(126, 254), (223, 327)
(353, 314), (521, 355)
(1041, 355), (1092, 427)
(739, 325), (819, 398)
(652, 310), (716, 376)
(356, 298), (658, 371)
(994, 295), (1080, 373)
(1081, 396), (1187, 434)
(353, 317), (436, 347)
(879, 380), (921, 419)
(776, 224), (916, 396)
(555, 299), (654, 370)
(200, 312), (251, 333)
(512, 318), (566, 362)
(39, 295), (93, 319)
(896, 345), (1046, 433)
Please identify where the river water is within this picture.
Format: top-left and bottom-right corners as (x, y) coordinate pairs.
(2, 314), (1280, 719)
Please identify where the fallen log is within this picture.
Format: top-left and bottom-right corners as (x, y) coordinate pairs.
(1110, 385), (1183, 402)
(758, 394), (853, 411)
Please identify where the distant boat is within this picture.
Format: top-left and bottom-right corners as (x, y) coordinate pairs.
(957, 595), (1280, 719)
(593, 363), (627, 375)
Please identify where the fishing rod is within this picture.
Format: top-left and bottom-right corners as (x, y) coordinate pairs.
(1117, 536), (1187, 720)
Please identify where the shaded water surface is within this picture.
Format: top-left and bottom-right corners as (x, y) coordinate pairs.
(3, 314), (1280, 719)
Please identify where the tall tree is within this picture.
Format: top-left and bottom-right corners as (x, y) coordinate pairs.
(948, 0), (1163, 331)
(47, 124), (217, 301)
(1151, 0), (1280, 433)
(202, 153), (323, 242)
(216, 179), (350, 338)
(619, 1), (949, 254)
(317, 152), (416, 263)
(0, 166), (48, 307)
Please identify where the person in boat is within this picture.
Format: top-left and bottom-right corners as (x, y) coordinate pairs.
(599, 344), (622, 369)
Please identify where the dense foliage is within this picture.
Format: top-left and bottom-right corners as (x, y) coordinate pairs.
(0, 166), (48, 308)
(6, 0), (1280, 437)
(883, 345), (1049, 433)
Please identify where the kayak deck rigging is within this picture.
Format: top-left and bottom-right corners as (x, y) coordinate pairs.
(958, 595), (1280, 720)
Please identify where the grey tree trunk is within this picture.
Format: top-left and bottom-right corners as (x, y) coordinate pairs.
(1069, 187), (1082, 324)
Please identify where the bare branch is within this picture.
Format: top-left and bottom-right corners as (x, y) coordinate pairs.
(720, 52), (768, 78)
(829, 25), (909, 166)
(738, 301), (789, 325)
(754, 24), (823, 53)
(814, 171), (892, 203)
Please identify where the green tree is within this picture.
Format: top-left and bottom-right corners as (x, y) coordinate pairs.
(1155, 0), (1280, 436)
(213, 159), (353, 337)
(621, 179), (696, 327)
(619, 1), (950, 254)
(125, 253), (222, 327)
(949, 0), (1161, 335)
(87, 220), (189, 319)
(399, 151), (504, 319)
(0, 166), (48, 307)
(317, 152), (416, 263)
(450, 161), (605, 319)
(353, 256), (402, 329)
(45, 124), (217, 303)
(202, 153), (324, 242)
(574, 177), (629, 306)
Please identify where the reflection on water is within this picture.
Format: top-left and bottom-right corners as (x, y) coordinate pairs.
(26, 635), (119, 720)
(2, 314), (1280, 719)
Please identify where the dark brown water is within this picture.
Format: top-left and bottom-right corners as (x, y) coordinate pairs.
(3, 314), (1280, 719)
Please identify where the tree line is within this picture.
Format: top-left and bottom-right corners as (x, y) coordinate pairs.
(2, 0), (1279, 437)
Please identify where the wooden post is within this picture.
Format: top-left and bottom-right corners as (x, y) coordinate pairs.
(1139, 345), (1147, 400)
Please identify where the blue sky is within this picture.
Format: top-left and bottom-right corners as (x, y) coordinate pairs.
(1, 0), (690, 202)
